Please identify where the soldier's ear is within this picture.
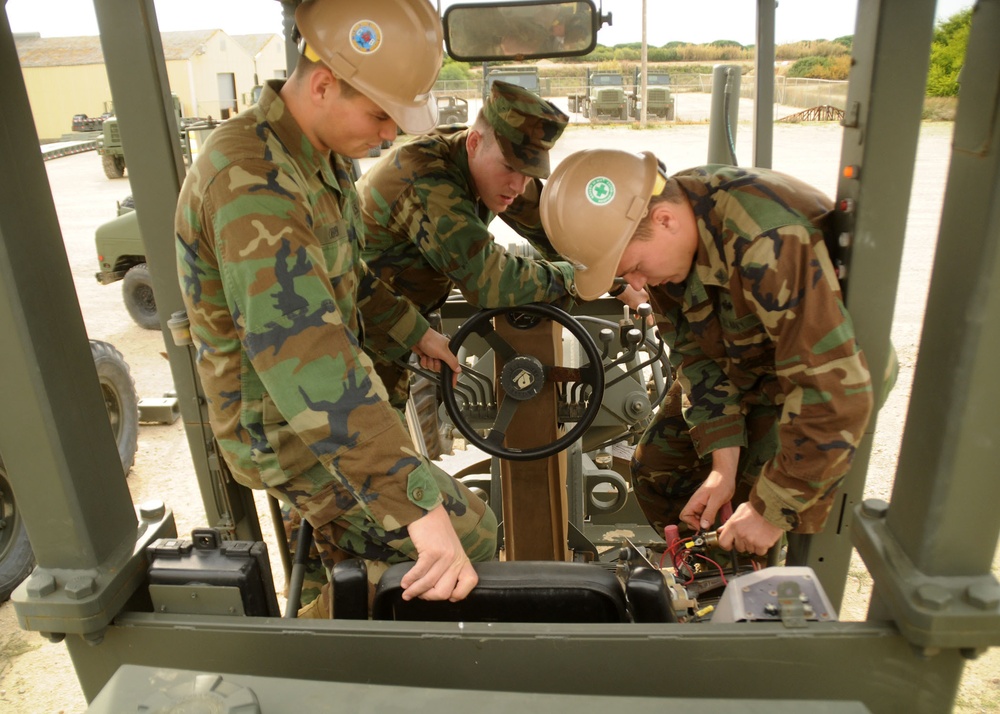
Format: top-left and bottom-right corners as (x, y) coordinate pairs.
(466, 129), (483, 158)
(309, 65), (337, 105)
(649, 203), (673, 234)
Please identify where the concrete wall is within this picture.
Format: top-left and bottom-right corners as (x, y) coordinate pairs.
(22, 64), (113, 141)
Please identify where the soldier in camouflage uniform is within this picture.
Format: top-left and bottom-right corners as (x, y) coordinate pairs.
(540, 149), (874, 555)
(356, 81), (584, 410)
(174, 0), (497, 613)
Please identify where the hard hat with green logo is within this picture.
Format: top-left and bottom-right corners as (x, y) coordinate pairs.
(540, 149), (664, 300)
(296, 0), (443, 134)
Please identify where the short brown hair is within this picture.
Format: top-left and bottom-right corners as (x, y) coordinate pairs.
(471, 111), (496, 146)
(631, 178), (684, 241)
(294, 54), (360, 98)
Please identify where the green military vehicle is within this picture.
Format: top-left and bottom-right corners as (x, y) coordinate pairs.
(483, 64), (541, 101)
(96, 110), (127, 178)
(94, 197), (157, 329)
(2, 1), (998, 711)
(97, 93), (214, 178)
(569, 68), (628, 121)
(632, 68), (675, 120)
(436, 95), (470, 124)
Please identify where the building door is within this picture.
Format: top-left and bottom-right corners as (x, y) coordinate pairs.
(217, 73), (237, 119)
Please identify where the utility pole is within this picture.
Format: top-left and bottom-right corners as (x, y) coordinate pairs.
(640, 0), (648, 127)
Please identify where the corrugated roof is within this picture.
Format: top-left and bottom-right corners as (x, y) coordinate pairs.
(160, 30), (223, 60)
(233, 33), (278, 56)
(14, 29), (244, 68)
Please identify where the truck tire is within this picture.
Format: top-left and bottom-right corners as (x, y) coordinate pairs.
(0, 341), (139, 602)
(90, 339), (140, 475)
(102, 154), (126, 179)
(0, 460), (34, 602)
(122, 263), (159, 330)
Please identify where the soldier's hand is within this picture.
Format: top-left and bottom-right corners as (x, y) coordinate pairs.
(614, 285), (653, 324)
(717, 503), (784, 556)
(402, 504), (478, 602)
(413, 329), (461, 385)
(679, 445), (739, 532)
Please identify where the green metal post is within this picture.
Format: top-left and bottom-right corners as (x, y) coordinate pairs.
(853, 0), (1000, 651)
(0, 3), (161, 641)
(753, 0), (776, 167)
(92, 0), (262, 542)
(791, 0), (937, 609)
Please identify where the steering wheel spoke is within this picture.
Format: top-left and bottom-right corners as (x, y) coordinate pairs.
(477, 322), (519, 362)
(485, 397), (520, 447)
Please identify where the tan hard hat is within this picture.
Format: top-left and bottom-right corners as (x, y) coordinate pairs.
(540, 149), (662, 300)
(296, 0), (443, 134)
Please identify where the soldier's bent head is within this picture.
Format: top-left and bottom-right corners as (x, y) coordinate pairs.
(477, 80), (569, 179)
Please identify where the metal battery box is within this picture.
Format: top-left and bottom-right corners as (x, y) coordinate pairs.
(146, 528), (280, 617)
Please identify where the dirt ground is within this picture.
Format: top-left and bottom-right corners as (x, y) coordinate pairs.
(0, 117), (997, 713)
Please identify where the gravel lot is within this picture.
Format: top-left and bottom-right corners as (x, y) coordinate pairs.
(0, 116), (996, 713)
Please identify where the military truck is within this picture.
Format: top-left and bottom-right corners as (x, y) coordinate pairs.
(2, 1), (998, 711)
(569, 68), (628, 121)
(436, 95), (469, 124)
(96, 93), (214, 178)
(94, 197), (157, 329)
(483, 64), (541, 101)
(632, 68), (675, 120)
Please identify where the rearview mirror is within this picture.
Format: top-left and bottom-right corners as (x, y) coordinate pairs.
(443, 1), (601, 62)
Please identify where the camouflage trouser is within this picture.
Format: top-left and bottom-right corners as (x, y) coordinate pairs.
(271, 461), (497, 616)
(631, 380), (779, 536)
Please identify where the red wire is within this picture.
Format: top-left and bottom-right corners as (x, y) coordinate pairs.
(694, 553), (728, 586)
(659, 536), (693, 570)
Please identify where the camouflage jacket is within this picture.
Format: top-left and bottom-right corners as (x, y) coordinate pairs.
(356, 127), (576, 317)
(651, 166), (874, 533)
(174, 80), (445, 529)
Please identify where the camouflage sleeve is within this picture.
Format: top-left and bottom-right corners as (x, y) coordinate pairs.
(662, 307), (749, 455)
(203, 160), (443, 529)
(740, 227), (874, 533)
(355, 261), (430, 362)
(499, 178), (562, 261)
(376, 176), (577, 308)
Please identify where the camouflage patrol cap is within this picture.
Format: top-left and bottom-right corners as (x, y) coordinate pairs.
(483, 80), (568, 179)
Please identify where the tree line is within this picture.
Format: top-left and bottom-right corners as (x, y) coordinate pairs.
(441, 8), (970, 97)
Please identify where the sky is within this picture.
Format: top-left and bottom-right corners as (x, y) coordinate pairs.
(5, 0), (974, 46)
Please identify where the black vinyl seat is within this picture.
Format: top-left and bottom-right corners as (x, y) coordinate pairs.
(331, 559), (676, 623)
(371, 561), (630, 623)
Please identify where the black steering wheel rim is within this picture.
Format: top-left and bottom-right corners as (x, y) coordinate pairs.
(440, 303), (605, 461)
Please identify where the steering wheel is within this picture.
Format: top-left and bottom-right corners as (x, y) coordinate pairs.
(440, 303), (605, 461)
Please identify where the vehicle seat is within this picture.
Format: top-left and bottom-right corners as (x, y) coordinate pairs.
(371, 561), (630, 623)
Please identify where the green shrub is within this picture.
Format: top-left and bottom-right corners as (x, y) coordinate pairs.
(926, 9), (971, 97)
(787, 55), (850, 80)
(439, 57), (472, 81)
